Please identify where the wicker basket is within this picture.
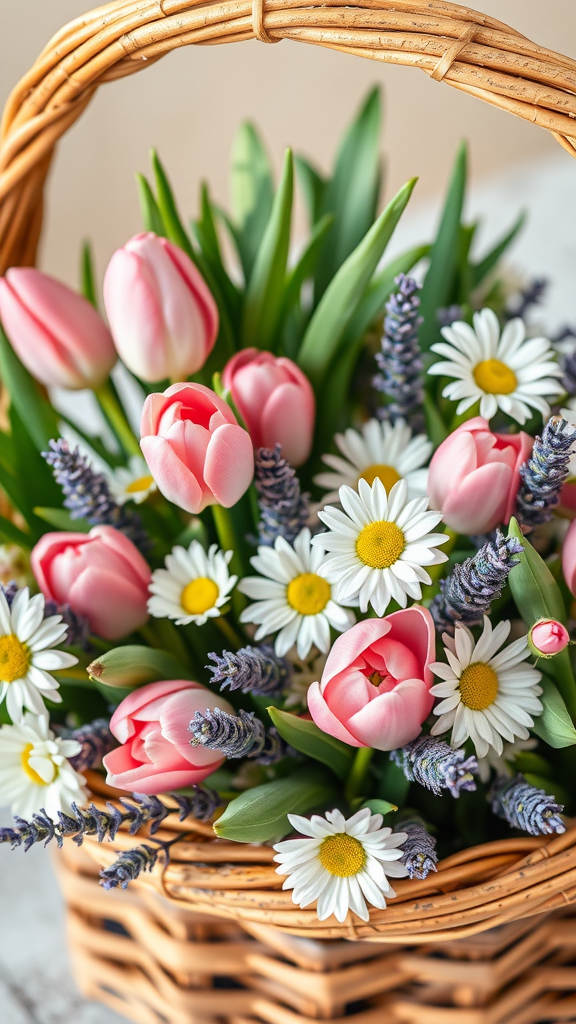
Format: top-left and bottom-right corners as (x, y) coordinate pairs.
(2, 0), (576, 1015)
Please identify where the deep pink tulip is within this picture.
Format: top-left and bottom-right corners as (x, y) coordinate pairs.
(103, 233), (218, 382)
(0, 267), (116, 389)
(307, 607), (436, 751)
(103, 680), (233, 794)
(529, 619), (570, 657)
(140, 382), (254, 514)
(31, 526), (151, 641)
(427, 417), (533, 535)
(222, 349), (315, 466)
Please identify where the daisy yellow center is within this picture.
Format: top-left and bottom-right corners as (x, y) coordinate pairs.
(318, 833), (366, 877)
(356, 521), (405, 569)
(459, 662), (499, 711)
(126, 474), (155, 494)
(473, 359), (517, 395)
(0, 634), (29, 683)
(181, 578), (219, 616)
(287, 573), (331, 616)
(359, 464), (401, 491)
(21, 744), (49, 787)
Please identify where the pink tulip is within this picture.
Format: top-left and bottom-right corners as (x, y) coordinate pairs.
(563, 519), (576, 597)
(31, 526), (151, 641)
(103, 680), (233, 794)
(529, 619), (570, 657)
(0, 267), (116, 390)
(140, 382), (254, 514)
(222, 349), (315, 466)
(103, 233), (218, 382)
(427, 417), (533, 535)
(307, 607), (435, 751)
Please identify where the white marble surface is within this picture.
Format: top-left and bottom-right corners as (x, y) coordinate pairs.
(1, 151), (575, 1023)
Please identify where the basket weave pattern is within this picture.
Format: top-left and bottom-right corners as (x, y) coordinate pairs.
(56, 840), (576, 1024)
(1, 0), (576, 273)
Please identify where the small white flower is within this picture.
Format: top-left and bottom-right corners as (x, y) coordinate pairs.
(109, 455), (157, 505)
(0, 588), (78, 722)
(313, 478), (448, 617)
(314, 418), (432, 505)
(428, 308), (563, 425)
(238, 528), (354, 659)
(148, 541), (237, 626)
(477, 737), (538, 784)
(0, 713), (88, 818)
(430, 617), (543, 759)
(274, 807), (408, 923)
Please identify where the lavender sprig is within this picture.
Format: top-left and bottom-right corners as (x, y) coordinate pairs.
(490, 774), (565, 836)
(189, 708), (286, 765)
(254, 446), (309, 546)
(516, 417), (576, 531)
(374, 274), (424, 428)
(436, 305), (464, 329)
(0, 788), (222, 851)
(100, 843), (160, 890)
(0, 581), (18, 606)
(66, 719), (116, 773)
(43, 439), (148, 550)
(397, 818), (438, 880)
(505, 278), (547, 322)
(430, 528), (523, 635)
(207, 644), (291, 697)
(391, 736), (478, 798)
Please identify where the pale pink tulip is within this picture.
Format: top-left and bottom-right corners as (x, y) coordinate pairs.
(31, 526), (151, 641)
(103, 679), (233, 794)
(427, 417), (532, 535)
(563, 519), (576, 597)
(103, 233), (218, 382)
(140, 382), (254, 514)
(307, 607), (435, 751)
(222, 349), (315, 466)
(0, 267), (116, 389)
(529, 619), (570, 657)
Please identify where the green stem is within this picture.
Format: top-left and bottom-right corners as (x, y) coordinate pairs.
(139, 619), (190, 669)
(426, 526), (459, 585)
(212, 505), (245, 576)
(95, 380), (141, 457)
(345, 747), (375, 804)
(215, 616), (245, 650)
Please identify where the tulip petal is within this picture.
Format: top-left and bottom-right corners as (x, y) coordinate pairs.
(307, 681), (364, 747)
(262, 382), (315, 467)
(204, 423), (254, 507)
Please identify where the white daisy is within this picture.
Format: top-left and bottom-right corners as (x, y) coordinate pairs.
(273, 807), (408, 923)
(430, 617), (543, 759)
(238, 528), (355, 659)
(0, 713), (88, 818)
(0, 588), (78, 722)
(109, 455), (157, 505)
(428, 308), (564, 425)
(148, 541), (237, 626)
(314, 418), (432, 505)
(313, 478), (448, 617)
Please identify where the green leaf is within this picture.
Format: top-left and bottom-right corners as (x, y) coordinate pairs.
(230, 122), (275, 282)
(241, 149), (294, 350)
(136, 173), (165, 236)
(361, 798), (397, 817)
(423, 392), (449, 447)
(340, 244), (429, 350)
(532, 676), (576, 748)
(314, 87), (382, 300)
(279, 214), (333, 330)
(0, 325), (59, 452)
(419, 142), (467, 351)
(80, 242), (98, 308)
(87, 645), (193, 689)
(151, 150), (194, 258)
(294, 155), (326, 227)
(213, 768), (338, 843)
(34, 507), (91, 532)
(298, 177), (417, 388)
(0, 514), (31, 548)
(267, 707), (354, 780)
(471, 211), (526, 289)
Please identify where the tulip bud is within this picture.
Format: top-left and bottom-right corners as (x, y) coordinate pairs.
(103, 233), (218, 382)
(88, 645), (189, 689)
(528, 619), (570, 658)
(0, 268), (116, 390)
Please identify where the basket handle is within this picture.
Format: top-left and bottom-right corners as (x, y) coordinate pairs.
(1, 0), (575, 274)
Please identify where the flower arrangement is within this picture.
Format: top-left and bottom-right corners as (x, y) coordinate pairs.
(1, 91), (575, 926)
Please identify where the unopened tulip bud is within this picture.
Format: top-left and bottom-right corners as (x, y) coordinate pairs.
(103, 233), (218, 382)
(0, 268), (116, 390)
(88, 645), (187, 689)
(529, 619), (570, 659)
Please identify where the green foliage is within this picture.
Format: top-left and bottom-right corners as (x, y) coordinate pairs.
(0, 325), (59, 453)
(229, 122), (275, 283)
(87, 645), (193, 689)
(532, 676), (576, 749)
(267, 707), (354, 780)
(213, 768), (338, 843)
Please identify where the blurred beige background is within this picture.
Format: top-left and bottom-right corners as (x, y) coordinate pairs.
(0, 1), (575, 288)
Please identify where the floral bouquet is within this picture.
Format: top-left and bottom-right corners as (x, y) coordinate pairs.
(0, 91), (575, 927)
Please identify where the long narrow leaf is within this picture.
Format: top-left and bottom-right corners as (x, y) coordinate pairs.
(294, 155), (326, 227)
(298, 178), (417, 387)
(471, 211), (526, 288)
(0, 326), (59, 451)
(0, 514), (31, 549)
(151, 150), (194, 258)
(80, 242), (98, 308)
(136, 173), (165, 236)
(230, 122), (275, 282)
(279, 214), (333, 329)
